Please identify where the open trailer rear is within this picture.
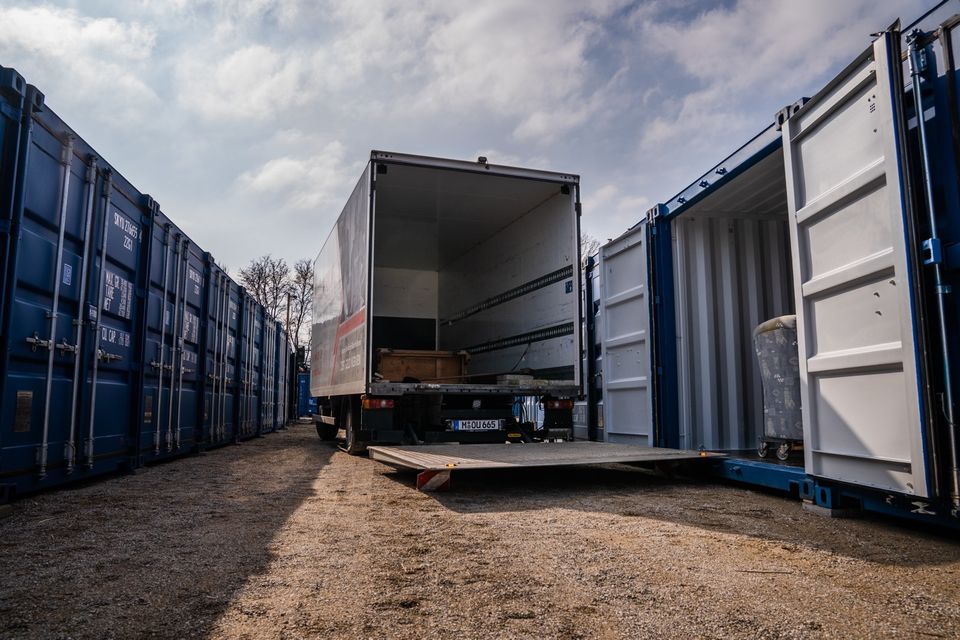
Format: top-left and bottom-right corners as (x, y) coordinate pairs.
(311, 152), (582, 452)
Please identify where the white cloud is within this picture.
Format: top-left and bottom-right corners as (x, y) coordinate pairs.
(237, 140), (355, 210)
(633, 0), (927, 151)
(0, 5), (159, 120)
(176, 44), (313, 121)
(415, 2), (632, 142)
(0, 0), (933, 270)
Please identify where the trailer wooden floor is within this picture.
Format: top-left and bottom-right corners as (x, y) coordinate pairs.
(367, 442), (722, 490)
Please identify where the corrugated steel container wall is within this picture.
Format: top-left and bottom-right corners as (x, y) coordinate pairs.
(270, 324), (279, 429)
(0, 66), (294, 499)
(282, 330), (291, 424)
(179, 235), (206, 445)
(0, 78), (154, 495)
(671, 216), (793, 451)
(297, 372), (310, 417)
(236, 291), (256, 439)
(224, 279), (242, 440)
(261, 319), (277, 433)
(139, 215), (207, 461)
(0, 68), (31, 322)
(251, 301), (264, 434)
(202, 260), (236, 446)
(274, 322), (288, 429)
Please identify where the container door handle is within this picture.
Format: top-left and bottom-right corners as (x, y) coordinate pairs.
(26, 332), (52, 351)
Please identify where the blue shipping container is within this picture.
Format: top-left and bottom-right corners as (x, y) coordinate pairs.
(0, 65), (293, 499)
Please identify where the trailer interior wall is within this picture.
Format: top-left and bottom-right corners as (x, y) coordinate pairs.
(670, 149), (795, 451)
(372, 163), (578, 384)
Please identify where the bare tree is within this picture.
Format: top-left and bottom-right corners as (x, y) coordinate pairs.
(238, 255), (290, 322)
(287, 258), (314, 349)
(580, 233), (601, 268)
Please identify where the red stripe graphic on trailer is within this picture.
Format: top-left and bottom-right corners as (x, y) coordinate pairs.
(328, 308), (366, 385)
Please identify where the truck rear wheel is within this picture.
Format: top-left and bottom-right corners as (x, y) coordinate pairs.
(342, 398), (366, 455)
(315, 417), (337, 441)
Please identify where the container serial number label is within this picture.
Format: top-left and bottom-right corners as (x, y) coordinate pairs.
(103, 270), (134, 320)
(113, 210), (139, 252)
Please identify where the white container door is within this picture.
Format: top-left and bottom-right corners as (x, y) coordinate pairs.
(782, 31), (930, 497)
(600, 224), (654, 445)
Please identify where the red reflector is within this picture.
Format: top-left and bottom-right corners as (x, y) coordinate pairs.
(362, 397), (395, 410)
(544, 399), (574, 411)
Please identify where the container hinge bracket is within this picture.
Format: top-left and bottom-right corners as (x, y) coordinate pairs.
(922, 237), (942, 265)
(56, 339), (77, 355)
(149, 360), (163, 370)
(25, 333), (51, 351)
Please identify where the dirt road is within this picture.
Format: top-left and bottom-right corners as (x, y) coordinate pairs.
(1, 423), (959, 639)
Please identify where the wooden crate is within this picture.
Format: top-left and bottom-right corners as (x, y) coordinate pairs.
(376, 349), (469, 383)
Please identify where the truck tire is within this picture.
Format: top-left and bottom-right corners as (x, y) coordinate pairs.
(342, 398), (366, 455)
(315, 418), (337, 441)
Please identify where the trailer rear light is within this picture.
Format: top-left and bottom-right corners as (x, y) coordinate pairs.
(544, 399), (574, 411)
(362, 397), (395, 410)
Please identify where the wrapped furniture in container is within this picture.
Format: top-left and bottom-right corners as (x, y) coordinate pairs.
(753, 315), (802, 460)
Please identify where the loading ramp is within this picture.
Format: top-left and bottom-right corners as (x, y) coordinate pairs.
(367, 442), (723, 491)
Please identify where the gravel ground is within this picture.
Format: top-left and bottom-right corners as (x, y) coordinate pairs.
(1, 422), (959, 639)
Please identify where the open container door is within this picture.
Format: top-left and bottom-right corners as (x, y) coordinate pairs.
(599, 222), (654, 445)
(782, 29), (932, 497)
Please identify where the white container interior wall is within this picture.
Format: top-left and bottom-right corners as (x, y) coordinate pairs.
(372, 164), (577, 380)
(671, 149), (795, 451)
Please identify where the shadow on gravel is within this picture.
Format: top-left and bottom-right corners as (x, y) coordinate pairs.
(0, 425), (335, 640)
(380, 462), (960, 568)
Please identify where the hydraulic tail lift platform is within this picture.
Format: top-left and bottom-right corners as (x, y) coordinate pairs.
(367, 442), (723, 491)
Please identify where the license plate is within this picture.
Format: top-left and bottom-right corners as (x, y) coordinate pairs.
(451, 419), (503, 431)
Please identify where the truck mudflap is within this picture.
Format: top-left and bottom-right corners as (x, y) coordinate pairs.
(367, 442), (723, 491)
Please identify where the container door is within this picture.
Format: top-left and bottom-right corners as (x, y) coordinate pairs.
(599, 223), (653, 445)
(781, 31), (930, 497)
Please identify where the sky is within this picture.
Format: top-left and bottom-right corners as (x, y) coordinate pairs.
(0, 0), (934, 272)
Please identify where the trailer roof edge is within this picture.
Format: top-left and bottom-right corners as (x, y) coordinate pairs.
(370, 150), (579, 184)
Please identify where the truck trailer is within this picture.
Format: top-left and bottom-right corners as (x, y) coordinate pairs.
(310, 152), (582, 452)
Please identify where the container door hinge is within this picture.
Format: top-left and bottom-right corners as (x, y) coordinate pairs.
(25, 333), (51, 351)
